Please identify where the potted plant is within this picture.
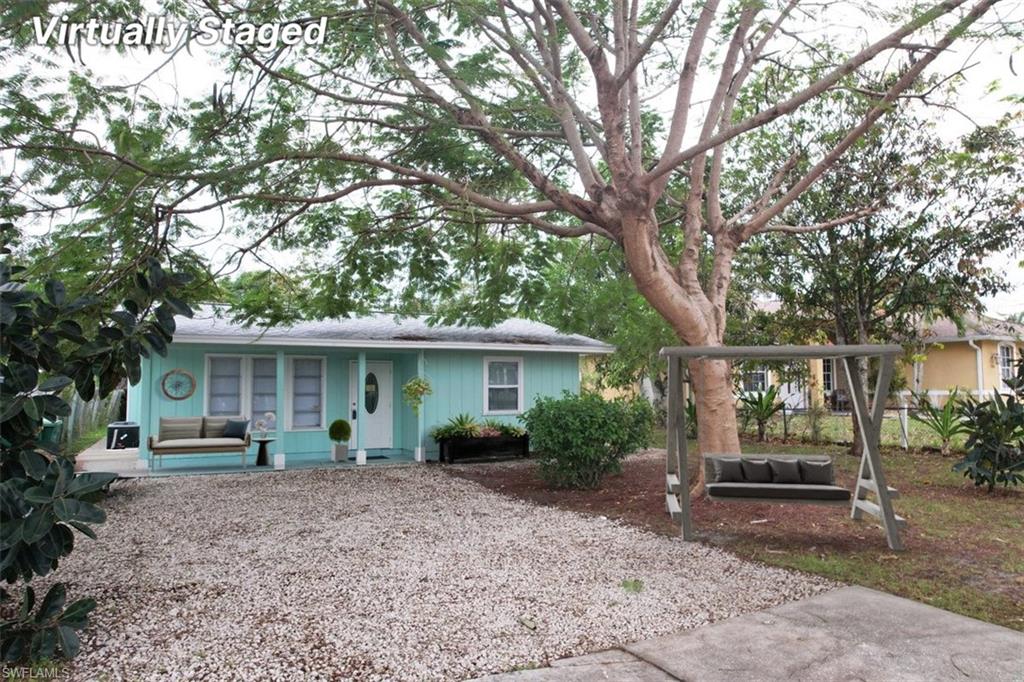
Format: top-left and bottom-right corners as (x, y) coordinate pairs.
(402, 376), (432, 415)
(329, 418), (352, 463)
(430, 414), (528, 463)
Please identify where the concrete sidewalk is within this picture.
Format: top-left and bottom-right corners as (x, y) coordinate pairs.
(475, 586), (1024, 681)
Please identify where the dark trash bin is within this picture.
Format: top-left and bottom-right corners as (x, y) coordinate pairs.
(40, 418), (64, 447)
(106, 421), (140, 449)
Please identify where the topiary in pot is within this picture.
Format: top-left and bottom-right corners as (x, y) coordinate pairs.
(329, 419), (352, 463)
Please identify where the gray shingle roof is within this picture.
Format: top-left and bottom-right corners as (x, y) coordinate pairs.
(172, 307), (613, 353)
(919, 314), (1024, 343)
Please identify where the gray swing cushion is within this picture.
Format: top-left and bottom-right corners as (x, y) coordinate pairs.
(741, 458), (772, 483)
(712, 457), (744, 482)
(800, 459), (835, 485)
(706, 482), (851, 502)
(769, 457), (802, 483)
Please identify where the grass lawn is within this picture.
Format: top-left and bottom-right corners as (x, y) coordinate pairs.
(66, 424), (107, 458)
(449, 431), (1024, 631)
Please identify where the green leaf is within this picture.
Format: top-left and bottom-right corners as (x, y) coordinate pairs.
(7, 361), (38, 392)
(19, 586), (36, 620)
(0, 396), (25, 421)
(44, 279), (66, 306)
(59, 598), (96, 629)
(66, 472), (117, 497)
(68, 521), (97, 540)
(20, 450), (49, 479)
(22, 509), (55, 545)
(0, 518), (22, 549)
(56, 625), (81, 658)
(35, 583), (67, 622)
(53, 499), (106, 524)
(23, 485), (54, 504)
(30, 628), (57, 660)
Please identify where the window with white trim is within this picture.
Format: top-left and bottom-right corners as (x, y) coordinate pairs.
(822, 358), (834, 393)
(742, 366), (768, 393)
(289, 357), (325, 429)
(208, 357), (242, 415)
(484, 357), (523, 414)
(998, 344), (1015, 386)
(205, 356), (277, 426)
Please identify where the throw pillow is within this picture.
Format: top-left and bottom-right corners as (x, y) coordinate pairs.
(800, 460), (835, 485)
(768, 458), (802, 483)
(223, 419), (249, 439)
(740, 458), (772, 483)
(712, 457), (744, 482)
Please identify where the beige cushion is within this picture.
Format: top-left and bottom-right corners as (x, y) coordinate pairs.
(159, 417), (202, 441)
(203, 416), (244, 438)
(153, 437), (247, 450)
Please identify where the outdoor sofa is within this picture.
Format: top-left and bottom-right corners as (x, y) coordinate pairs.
(148, 416), (251, 469)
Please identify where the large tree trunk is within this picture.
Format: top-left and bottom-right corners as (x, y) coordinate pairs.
(619, 210), (741, 495)
(691, 358), (741, 456)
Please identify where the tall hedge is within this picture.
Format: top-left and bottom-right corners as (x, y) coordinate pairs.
(522, 392), (653, 489)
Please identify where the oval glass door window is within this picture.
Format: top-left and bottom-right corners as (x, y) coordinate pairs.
(365, 373), (379, 414)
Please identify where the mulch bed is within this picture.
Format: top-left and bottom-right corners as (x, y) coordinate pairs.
(446, 448), (1024, 630)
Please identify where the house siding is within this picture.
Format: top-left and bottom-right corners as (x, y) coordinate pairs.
(900, 339), (1023, 404)
(132, 343), (582, 464)
(421, 350), (579, 458)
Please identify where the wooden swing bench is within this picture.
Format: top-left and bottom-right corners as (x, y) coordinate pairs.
(662, 344), (907, 551)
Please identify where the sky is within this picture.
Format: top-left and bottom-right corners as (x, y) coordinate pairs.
(8, 1), (1024, 317)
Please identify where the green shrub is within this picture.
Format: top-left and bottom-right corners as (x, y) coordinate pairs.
(521, 392), (654, 489)
(328, 419), (351, 442)
(1, 241), (193, 664)
(954, 359), (1024, 492)
(910, 389), (969, 455)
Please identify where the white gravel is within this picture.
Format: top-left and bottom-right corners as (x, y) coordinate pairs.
(56, 466), (836, 681)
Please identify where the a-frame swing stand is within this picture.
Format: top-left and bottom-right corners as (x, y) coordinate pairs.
(662, 344), (906, 551)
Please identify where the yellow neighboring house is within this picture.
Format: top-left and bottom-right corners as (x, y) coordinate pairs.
(899, 314), (1023, 404)
(581, 313), (1023, 408)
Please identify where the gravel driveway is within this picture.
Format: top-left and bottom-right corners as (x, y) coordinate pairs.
(59, 466), (835, 680)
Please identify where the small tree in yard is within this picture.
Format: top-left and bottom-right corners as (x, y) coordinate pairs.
(0, 224), (194, 663)
(5, 1), (1012, 495)
(522, 392), (653, 489)
(750, 101), (1023, 458)
(954, 360), (1024, 492)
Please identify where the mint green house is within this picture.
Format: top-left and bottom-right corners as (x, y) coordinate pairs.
(126, 308), (611, 470)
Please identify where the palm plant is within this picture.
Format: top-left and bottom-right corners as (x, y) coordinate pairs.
(910, 389), (970, 456)
(738, 385), (785, 442)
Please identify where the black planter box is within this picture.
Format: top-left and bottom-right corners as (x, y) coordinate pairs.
(438, 435), (529, 463)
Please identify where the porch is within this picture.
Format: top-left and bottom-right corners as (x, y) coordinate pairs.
(130, 346), (432, 472)
(77, 439), (418, 478)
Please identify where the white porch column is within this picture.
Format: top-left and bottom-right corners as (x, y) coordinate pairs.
(274, 351), (286, 469)
(136, 356), (152, 470)
(415, 350), (425, 462)
(356, 351), (367, 465)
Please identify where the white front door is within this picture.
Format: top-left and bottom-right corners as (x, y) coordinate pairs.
(349, 361), (394, 449)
